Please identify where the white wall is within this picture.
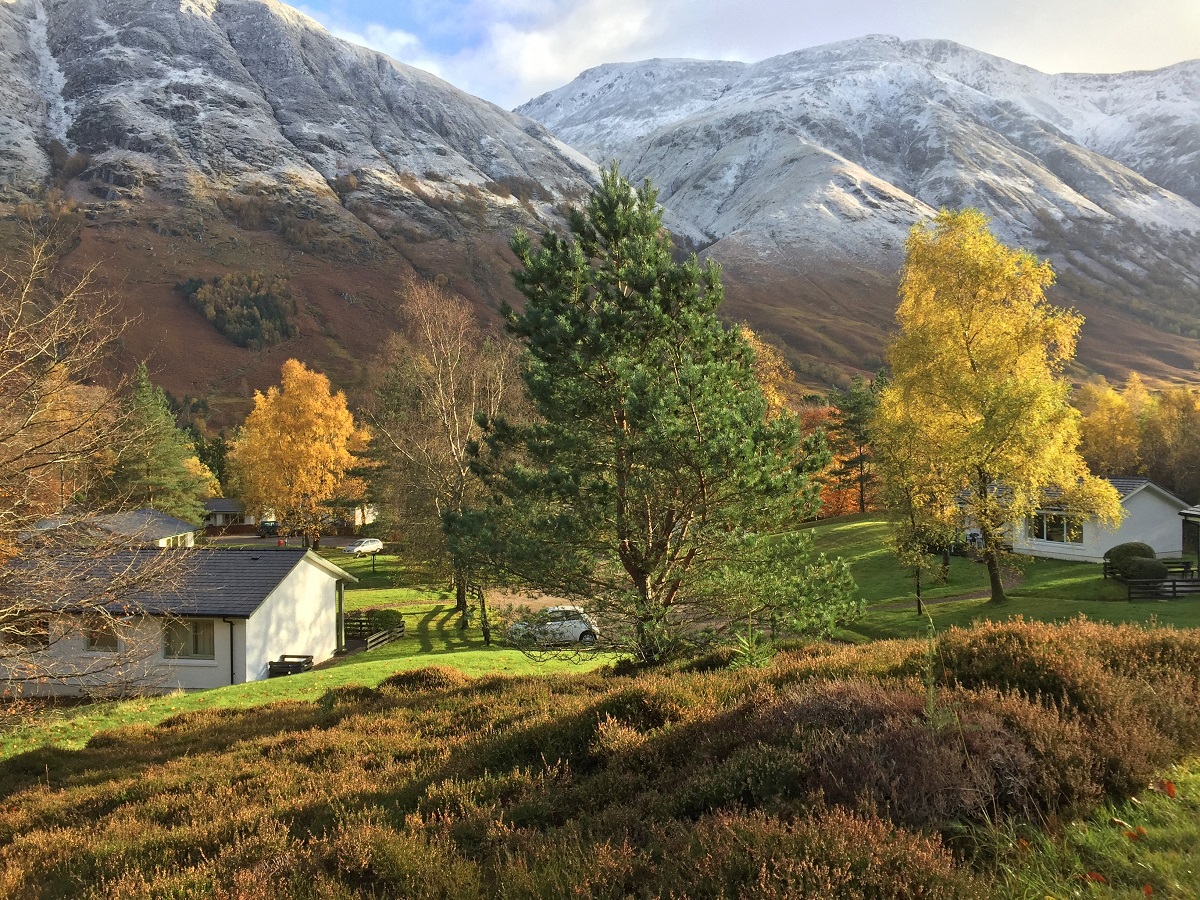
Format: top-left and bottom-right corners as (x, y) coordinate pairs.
(243, 556), (339, 682)
(1013, 487), (1185, 563)
(8, 615), (241, 696)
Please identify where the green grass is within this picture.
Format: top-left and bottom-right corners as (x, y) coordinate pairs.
(804, 513), (992, 604)
(809, 513), (1200, 641)
(992, 757), (1200, 898)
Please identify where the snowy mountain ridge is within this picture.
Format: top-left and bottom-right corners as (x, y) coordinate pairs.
(1, 8), (1199, 390)
(0, 0), (597, 231)
(519, 36), (1200, 211)
(517, 37), (1200, 381)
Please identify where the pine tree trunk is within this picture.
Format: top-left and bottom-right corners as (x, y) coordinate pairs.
(479, 588), (491, 647)
(456, 574), (468, 629)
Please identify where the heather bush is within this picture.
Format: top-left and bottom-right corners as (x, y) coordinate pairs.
(379, 665), (470, 693)
(2, 621), (1199, 897)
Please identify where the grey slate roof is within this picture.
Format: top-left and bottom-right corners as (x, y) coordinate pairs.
(1106, 477), (1151, 498)
(120, 549), (356, 618)
(93, 509), (198, 541)
(204, 498), (244, 515)
(1037, 477), (1182, 509)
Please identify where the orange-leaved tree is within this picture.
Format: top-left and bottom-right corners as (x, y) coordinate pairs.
(229, 360), (365, 548)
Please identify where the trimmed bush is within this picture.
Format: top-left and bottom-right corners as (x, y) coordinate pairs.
(1104, 541), (1156, 563)
(1121, 556), (1169, 581)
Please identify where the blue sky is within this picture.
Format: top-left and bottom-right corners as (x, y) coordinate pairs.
(297, 0), (1200, 108)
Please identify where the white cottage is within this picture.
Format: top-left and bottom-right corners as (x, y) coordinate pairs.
(15, 549), (357, 695)
(93, 509), (199, 548)
(1011, 478), (1187, 563)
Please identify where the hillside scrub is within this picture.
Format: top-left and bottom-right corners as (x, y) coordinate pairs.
(176, 273), (297, 349)
(1, 619), (1198, 897)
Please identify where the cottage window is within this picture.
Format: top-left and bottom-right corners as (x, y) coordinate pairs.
(1027, 513), (1083, 544)
(6, 616), (50, 649)
(163, 619), (216, 659)
(84, 620), (119, 652)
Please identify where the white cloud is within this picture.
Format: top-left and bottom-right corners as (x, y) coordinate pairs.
(319, 22), (449, 80)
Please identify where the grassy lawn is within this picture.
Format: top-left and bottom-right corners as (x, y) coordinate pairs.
(994, 757), (1200, 898)
(810, 513), (1200, 641)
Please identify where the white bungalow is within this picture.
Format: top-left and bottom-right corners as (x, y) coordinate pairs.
(93, 509), (199, 548)
(1011, 478), (1188, 563)
(11, 548), (357, 695)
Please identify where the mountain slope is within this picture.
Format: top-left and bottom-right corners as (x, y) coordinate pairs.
(520, 37), (1200, 384)
(0, 0), (599, 418)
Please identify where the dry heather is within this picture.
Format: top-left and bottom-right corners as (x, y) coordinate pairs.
(1, 619), (1197, 898)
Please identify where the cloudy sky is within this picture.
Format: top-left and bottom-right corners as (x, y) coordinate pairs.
(298, 0), (1200, 109)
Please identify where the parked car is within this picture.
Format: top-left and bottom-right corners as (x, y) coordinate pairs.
(257, 521), (281, 538)
(507, 606), (599, 647)
(343, 538), (384, 556)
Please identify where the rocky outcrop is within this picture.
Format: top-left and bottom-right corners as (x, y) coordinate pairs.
(1, 0), (597, 229)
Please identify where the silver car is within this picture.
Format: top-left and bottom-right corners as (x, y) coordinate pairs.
(343, 538), (384, 556)
(507, 605), (599, 647)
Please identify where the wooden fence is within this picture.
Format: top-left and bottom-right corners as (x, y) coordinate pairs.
(1127, 578), (1200, 602)
(343, 612), (405, 651)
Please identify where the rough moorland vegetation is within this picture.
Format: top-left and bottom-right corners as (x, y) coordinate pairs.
(2, 619), (1198, 898)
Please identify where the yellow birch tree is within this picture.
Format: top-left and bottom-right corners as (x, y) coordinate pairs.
(874, 209), (1120, 603)
(228, 360), (365, 548)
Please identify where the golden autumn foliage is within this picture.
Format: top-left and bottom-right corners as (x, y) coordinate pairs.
(739, 325), (795, 419)
(228, 360), (366, 545)
(182, 455), (222, 500)
(1076, 374), (1200, 502)
(875, 209), (1120, 603)
(1075, 373), (1150, 478)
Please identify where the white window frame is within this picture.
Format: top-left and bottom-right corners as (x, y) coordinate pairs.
(1027, 512), (1084, 544)
(163, 619), (216, 660)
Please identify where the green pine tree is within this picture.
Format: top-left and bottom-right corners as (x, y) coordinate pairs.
(450, 166), (856, 663)
(103, 363), (208, 523)
(827, 373), (886, 513)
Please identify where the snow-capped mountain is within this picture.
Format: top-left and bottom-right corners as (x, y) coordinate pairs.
(0, 0), (596, 228)
(520, 37), (1200, 381)
(1, 7), (1198, 394)
(0, 0), (603, 408)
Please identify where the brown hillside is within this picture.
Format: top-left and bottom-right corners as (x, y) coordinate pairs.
(6, 192), (1197, 435)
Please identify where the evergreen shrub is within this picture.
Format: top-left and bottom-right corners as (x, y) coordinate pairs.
(1121, 556), (1169, 581)
(1104, 541), (1156, 563)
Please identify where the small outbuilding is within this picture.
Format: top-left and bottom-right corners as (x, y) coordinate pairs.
(203, 498), (258, 535)
(1011, 477), (1188, 563)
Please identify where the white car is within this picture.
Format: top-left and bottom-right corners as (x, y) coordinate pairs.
(507, 605), (599, 648)
(343, 538), (384, 556)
